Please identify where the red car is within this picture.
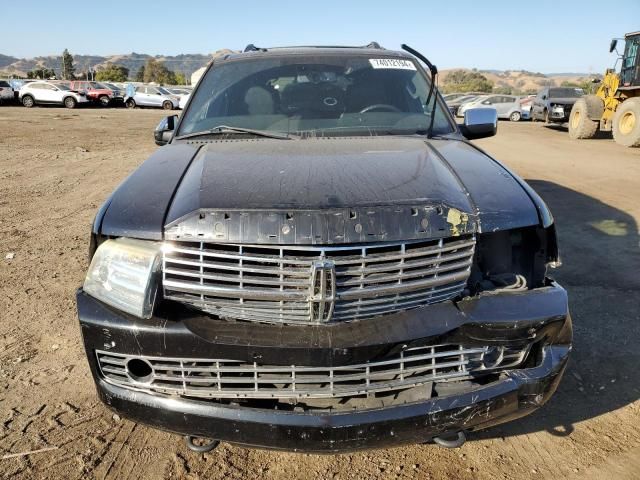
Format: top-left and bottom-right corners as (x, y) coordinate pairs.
(67, 81), (119, 107)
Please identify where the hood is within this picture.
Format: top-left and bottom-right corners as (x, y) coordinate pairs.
(99, 137), (541, 241)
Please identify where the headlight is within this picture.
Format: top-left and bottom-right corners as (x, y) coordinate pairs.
(83, 238), (162, 318)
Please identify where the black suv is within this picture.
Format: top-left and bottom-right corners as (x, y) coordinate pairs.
(77, 44), (571, 453)
(531, 86), (585, 123)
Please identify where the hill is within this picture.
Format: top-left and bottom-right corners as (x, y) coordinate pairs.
(0, 52), (215, 79)
(440, 68), (600, 94)
(0, 54), (19, 69)
(0, 52), (599, 91)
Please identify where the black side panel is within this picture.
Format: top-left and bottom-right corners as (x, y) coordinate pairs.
(100, 144), (200, 240)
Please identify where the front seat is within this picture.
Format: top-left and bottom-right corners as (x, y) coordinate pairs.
(244, 86), (276, 115)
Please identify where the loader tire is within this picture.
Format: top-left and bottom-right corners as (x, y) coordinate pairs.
(568, 98), (599, 139)
(612, 98), (640, 147)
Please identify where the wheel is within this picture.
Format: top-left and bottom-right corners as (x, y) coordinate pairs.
(568, 98), (599, 139)
(612, 98), (640, 147)
(509, 111), (521, 122)
(99, 95), (110, 107)
(22, 95), (35, 108)
(162, 100), (173, 110)
(64, 96), (77, 109)
(184, 436), (220, 453)
(125, 98), (136, 109)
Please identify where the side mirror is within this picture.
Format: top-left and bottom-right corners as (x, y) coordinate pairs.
(459, 107), (497, 140)
(609, 39), (618, 53)
(154, 115), (177, 146)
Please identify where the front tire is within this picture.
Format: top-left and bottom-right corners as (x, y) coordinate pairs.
(162, 100), (173, 110)
(22, 95), (35, 108)
(64, 96), (77, 109)
(509, 111), (521, 122)
(125, 98), (136, 109)
(612, 98), (640, 147)
(568, 98), (599, 139)
(99, 95), (110, 107)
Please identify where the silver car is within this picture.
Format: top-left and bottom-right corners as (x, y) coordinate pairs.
(124, 85), (179, 110)
(458, 94), (523, 122)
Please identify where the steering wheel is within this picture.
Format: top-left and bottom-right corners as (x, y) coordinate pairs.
(359, 104), (401, 113)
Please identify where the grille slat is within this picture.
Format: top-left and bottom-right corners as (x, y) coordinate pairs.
(96, 344), (528, 400)
(163, 236), (475, 324)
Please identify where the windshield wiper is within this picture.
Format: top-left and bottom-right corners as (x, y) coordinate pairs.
(401, 44), (439, 139)
(175, 125), (295, 140)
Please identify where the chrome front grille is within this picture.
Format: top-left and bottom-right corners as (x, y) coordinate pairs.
(96, 344), (528, 400)
(162, 235), (475, 324)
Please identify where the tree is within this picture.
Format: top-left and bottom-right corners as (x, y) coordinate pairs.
(174, 72), (187, 85)
(440, 70), (494, 94)
(27, 67), (56, 79)
(493, 86), (514, 95)
(95, 63), (130, 82)
(62, 49), (75, 80)
(142, 58), (177, 85)
(135, 65), (145, 82)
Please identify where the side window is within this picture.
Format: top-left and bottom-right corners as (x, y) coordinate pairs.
(43, 84), (56, 90)
(624, 38), (638, 68)
(135, 86), (145, 93)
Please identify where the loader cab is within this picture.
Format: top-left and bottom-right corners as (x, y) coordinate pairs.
(620, 32), (640, 87)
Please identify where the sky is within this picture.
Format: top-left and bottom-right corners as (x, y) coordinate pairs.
(2, 0), (639, 73)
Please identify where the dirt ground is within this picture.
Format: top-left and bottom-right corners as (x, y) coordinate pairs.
(1, 107), (639, 480)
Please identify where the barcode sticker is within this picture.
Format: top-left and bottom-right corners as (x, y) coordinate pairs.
(369, 59), (416, 70)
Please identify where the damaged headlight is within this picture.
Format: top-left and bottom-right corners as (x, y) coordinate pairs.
(83, 238), (162, 319)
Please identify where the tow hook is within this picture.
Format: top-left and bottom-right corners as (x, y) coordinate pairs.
(433, 431), (466, 449)
(184, 435), (220, 453)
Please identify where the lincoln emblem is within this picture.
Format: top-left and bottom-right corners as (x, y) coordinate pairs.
(309, 260), (336, 323)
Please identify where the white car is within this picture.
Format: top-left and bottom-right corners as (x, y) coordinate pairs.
(458, 94), (523, 122)
(124, 85), (180, 110)
(178, 92), (190, 109)
(19, 81), (88, 109)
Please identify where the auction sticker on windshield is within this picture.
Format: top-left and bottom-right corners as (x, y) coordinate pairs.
(369, 58), (416, 70)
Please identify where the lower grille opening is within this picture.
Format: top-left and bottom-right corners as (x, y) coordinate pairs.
(96, 343), (529, 409)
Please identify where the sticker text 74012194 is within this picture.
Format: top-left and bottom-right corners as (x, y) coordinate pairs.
(369, 58), (416, 70)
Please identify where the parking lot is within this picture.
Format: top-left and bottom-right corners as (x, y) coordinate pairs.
(0, 107), (639, 479)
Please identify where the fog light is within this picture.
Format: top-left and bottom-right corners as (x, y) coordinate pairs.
(481, 346), (504, 369)
(126, 358), (153, 383)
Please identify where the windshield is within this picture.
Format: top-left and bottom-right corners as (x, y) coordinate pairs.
(549, 87), (584, 98)
(157, 87), (171, 95)
(56, 84), (71, 91)
(178, 55), (454, 138)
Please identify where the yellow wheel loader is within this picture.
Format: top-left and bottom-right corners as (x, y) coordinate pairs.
(569, 31), (640, 147)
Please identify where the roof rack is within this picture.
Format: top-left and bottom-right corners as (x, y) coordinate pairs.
(242, 42), (384, 53)
(243, 44), (267, 52)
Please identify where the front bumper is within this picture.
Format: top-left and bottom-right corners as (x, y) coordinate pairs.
(77, 282), (571, 453)
(548, 105), (571, 122)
